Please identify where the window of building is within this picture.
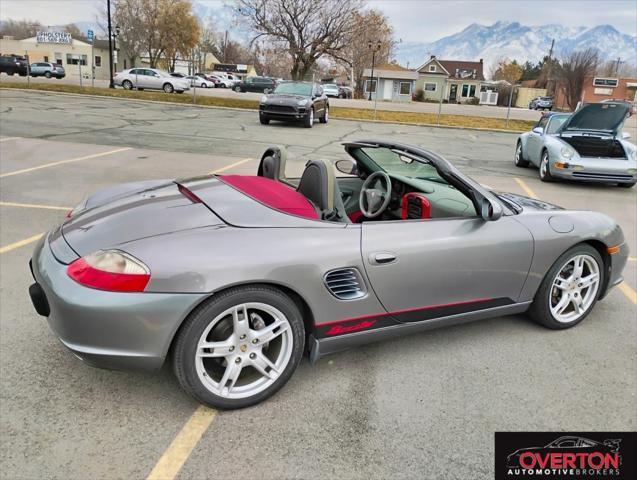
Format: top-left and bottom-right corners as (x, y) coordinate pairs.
(399, 82), (412, 95)
(43, 56), (49, 62)
(66, 54), (87, 66)
(429, 65), (436, 72)
(461, 84), (477, 97)
(593, 77), (618, 87)
(55, 53), (62, 65)
(94, 56), (102, 67)
(424, 83), (437, 91)
(365, 79), (377, 93)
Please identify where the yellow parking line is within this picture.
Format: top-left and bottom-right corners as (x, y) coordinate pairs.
(0, 201), (71, 211)
(618, 282), (637, 304)
(0, 233), (43, 254)
(514, 177), (539, 199)
(210, 157), (253, 174)
(628, 257), (636, 262)
(0, 137), (21, 142)
(146, 406), (217, 480)
(0, 147), (132, 178)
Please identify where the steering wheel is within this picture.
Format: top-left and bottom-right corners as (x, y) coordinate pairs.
(359, 171), (392, 218)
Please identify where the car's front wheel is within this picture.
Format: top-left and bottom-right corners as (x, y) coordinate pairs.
(514, 141), (529, 167)
(528, 244), (603, 329)
(319, 105), (329, 124)
(539, 150), (554, 182)
(122, 80), (133, 90)
(618, 182), (636, 188)
(173, 286), (305, 409)
(163, 83), (174, 94)
(259, 114), (270, 125)
(304, 107), (314, 128)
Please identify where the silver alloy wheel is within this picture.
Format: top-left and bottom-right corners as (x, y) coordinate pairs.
(309, 108), (314, 124)
(540, 152), (549, 178)
(515, 144), (522, 164)
(325, 106), (329, 122)
(195, 302), (293, 399)
(549, 254), (600, 323)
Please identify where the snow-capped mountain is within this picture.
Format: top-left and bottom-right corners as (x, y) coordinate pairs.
(395, 21), (636, 74)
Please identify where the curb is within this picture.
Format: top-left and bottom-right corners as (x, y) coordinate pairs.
(1, 86), (527, 134)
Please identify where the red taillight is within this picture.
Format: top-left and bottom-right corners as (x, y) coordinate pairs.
(67, 251), (150, 292)
(177, 183), (203, 203)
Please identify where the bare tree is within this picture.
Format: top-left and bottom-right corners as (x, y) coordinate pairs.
(333, 9), (395, 94)
(64, 23), (83, 39)
(0, 19), (43, 38)
(193, 18), (218, 72)
(234, 0), (362, 80)
(558, 48), (599, 110)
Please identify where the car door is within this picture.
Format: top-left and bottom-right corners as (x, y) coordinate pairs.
(313, 84), (325, 115)
(132, 69), (149, 88)
(146, 69), (164, 89)
(361, 214), (533, 320)
(526, 115), (549, 164)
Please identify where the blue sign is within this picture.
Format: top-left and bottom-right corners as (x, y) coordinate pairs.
(87, 29), (94, 41)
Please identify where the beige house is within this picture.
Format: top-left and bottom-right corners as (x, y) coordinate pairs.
(0, 34), (114, 81)
(415, 55), (485, 103)
(362, 63), (418, 102)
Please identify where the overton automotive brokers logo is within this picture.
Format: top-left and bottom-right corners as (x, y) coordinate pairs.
(495, 432), (636, 480)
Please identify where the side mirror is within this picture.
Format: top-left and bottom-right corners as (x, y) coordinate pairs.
(621, 132), (631, 140)
(481, 197), (503, 221)
(532, 127), (543, 135)
(334, 159), (358, 176)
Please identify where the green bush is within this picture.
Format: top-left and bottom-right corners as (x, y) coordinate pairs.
(466, 97), (480, 106)
(413, 88), (425, 102)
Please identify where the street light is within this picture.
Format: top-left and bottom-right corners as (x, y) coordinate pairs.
(107, 0), (115, 88)
(368, 40), (381, 101)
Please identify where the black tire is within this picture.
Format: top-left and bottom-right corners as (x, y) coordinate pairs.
(122, 80), (133, 90)
(7, 70), (14, 76)
(618, 182), (636, 188)
(527, 244), (604, 330)
(319, 105), (329, 124)
(234, 85), (242, 92)
(163, 83), (174, 94)
(304, 107), (314, 128)
(172, 285), (305, 409)
(260, 115), (270, 125)
(514, 140), (529, 167)
(539, 149), (554, 182)
(44, 71), (52, 78)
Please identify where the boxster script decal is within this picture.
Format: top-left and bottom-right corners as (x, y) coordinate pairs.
(495, 432), (636, 480)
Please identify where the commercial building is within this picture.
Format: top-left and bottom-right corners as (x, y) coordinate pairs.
(0, 33), (113, 81)
(554, 76), (637, 109)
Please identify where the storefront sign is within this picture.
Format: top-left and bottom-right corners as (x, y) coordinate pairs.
(36, 31), (72, 44)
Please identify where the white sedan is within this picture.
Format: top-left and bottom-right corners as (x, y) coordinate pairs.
(185, 76), (213, 88)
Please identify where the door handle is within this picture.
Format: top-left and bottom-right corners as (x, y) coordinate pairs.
(370, 252), (397, 265)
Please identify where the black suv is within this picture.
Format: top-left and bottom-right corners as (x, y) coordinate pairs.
(259, 81), (328, 128)
(234, 76), (277, 93)
(0, 54), (29, 76)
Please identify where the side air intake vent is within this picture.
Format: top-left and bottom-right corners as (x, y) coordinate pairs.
(324, 268), (366, 300)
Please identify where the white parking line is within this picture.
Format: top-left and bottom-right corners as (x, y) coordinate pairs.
(0, 201), (71, 211)
(0, 233), (43, 254)
(0, 147), (132, 178)
(0, 137), (21, 142)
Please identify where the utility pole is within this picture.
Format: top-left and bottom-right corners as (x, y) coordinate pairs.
(614, 57), (622, 76)
(107, 0), (115, 88)
(545, 38), (555, 95)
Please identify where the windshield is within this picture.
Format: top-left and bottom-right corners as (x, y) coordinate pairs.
(360, 147), (447, 183)
(274, 82), (312, 96)
(546, 115), (569, 134)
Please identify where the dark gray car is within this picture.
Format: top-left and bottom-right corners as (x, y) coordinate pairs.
(529, 96), (554, 110)
(259, 81), (329, 128)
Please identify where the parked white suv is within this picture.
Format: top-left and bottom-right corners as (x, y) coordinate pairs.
(114, 68), (190, 93)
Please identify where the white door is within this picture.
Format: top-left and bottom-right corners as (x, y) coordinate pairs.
(383, 80), (392, 100)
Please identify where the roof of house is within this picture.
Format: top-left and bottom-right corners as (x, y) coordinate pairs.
(418, 55), (485, 81)
(363, 63), (418, 80)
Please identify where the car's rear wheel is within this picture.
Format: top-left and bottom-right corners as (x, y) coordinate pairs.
(319, 105), (329, 124)
(173, 286), (305, 409)
(122, 80), (133, 90)
(163, 83), (174, 94)
(45, 71), (52, 78)
(514, 141), (529, 167)
(539, 150), (554, 182)
(304, 107), (314, 128)
(528, 244), (603, 329)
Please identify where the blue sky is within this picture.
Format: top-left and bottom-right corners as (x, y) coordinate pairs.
(1, 0), (636, 41)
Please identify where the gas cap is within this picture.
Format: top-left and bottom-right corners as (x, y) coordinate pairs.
(548, 215), (574, 233)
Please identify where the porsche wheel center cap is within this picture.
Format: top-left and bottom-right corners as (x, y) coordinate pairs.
(240, 344), (248, 353)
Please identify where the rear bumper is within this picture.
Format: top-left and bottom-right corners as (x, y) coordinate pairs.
(30, 233), (206, 372)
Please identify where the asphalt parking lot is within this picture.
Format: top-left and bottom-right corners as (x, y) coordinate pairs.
(1, 89), (636, 480)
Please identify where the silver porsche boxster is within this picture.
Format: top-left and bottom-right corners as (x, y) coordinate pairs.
(514, 102), (637, 187)
(30, 140), (629, 409)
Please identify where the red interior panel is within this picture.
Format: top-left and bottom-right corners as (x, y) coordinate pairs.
(401, 192), (431, 219)
(220, 175), (319, 219)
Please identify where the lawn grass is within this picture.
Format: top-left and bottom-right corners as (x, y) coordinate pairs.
(0, 82), (535, 132)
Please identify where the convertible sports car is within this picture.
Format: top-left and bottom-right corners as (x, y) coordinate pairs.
(29, 140), (629, 409)
(515, 102), (637, 187)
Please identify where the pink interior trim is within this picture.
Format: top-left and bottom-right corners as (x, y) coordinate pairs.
(220, 175), (318, 219)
